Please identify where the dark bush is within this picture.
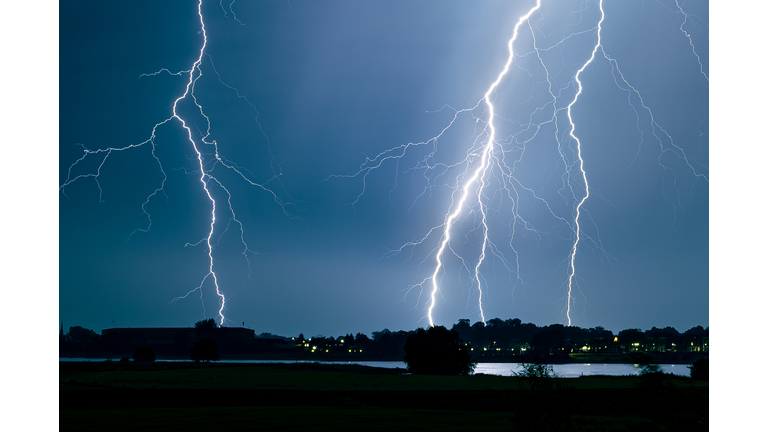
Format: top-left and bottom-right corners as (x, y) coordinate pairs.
(512, 358), (572, 431)
(689, 358), (709, 380)
(403, 326), (474, 375)
(132, 346), (156, 362)
(190, 338), (220, 362)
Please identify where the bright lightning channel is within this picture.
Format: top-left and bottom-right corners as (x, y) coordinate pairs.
(547, 0), (708, 324)
(60, 0), (293, 327)
(331, 0), (707, 329)
(564, 0), (604, 326)
(427, 1), (544, 327)
(327, 0), (594, 327)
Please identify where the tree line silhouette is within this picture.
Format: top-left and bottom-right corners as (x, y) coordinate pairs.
(59, 317), (708, 363)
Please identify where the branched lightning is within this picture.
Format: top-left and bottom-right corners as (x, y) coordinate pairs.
(331, 0), (707, 328)
(62, 0), (707, 330)
(562, 0), (708, 324)
(60, 0), (293, 326)
(426, 1), (544, 327)
(564, 0), (604, 326)
(220, 0), (244, 26)
(674, 0), (708, 82)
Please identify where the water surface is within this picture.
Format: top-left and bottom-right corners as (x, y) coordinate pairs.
(60, 358), (691, 377)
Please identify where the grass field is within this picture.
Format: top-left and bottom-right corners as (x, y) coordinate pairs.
(60, 361), (708, 431)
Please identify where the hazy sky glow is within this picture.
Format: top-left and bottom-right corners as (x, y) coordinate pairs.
(59, 0), (708, 337)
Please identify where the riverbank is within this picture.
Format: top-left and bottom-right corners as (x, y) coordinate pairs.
(60, 350), (708, 364)
(60, 361), (707, 431)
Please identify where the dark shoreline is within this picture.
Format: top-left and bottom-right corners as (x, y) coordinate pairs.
(60, 351), (708, 365)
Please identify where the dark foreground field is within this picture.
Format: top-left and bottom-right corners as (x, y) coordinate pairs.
(60, 361), (707, 431)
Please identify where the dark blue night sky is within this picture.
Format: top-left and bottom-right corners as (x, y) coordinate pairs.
(59, 0), (709, 337)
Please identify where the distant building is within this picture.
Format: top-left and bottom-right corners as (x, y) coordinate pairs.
(100, 327), (255, 358)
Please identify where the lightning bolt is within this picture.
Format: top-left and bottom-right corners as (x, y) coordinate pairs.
(62, 0), (707, 330)
(60, 0), (294, 326)
(330, 0), (707, 328)
(564, 0), (604, 326)
(559, 0), (708, 324)
(427, 1), (544, 327)
(674, 0), (709, 82)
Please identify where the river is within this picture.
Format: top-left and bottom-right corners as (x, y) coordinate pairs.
(59, 358), (691, 377)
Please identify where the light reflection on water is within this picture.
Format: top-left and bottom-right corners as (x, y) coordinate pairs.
(497, 363), (689, 377)
(59, 358), (691, 377)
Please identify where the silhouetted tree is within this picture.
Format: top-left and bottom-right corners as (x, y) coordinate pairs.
(451, 319), (473, 343)
(588, 325), (613, 340)
(371, 328), (414, 357)
(132, 346), (156, 362)
(339, 334), (354, 346)
(354, 333), (373, 352)
(516, 321), (539, 344)
(256, 332), (286, 339)
(371, 328), (391, 342)
(190, 338), (220, 362)
(618, 328), (646, 350)
(194, 318), (217, 330)
(689, 358), (709, 380)
(471, 321), (488, 347)
(403, 326), (474, 375)
(681, 326), (708, 352)
(66, 326), (99, 344)
(683, 325), (706, 336)
(531, 325), (567, 357)
(487, 318), (505, 328)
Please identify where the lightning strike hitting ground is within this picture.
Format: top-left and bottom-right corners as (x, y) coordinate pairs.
(426, 1), (544, 327)
(60, 0), (293, 327)
(60, 0), (707, 333)
(331, 0), (708, 328)
(564, 0), (604, 326)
